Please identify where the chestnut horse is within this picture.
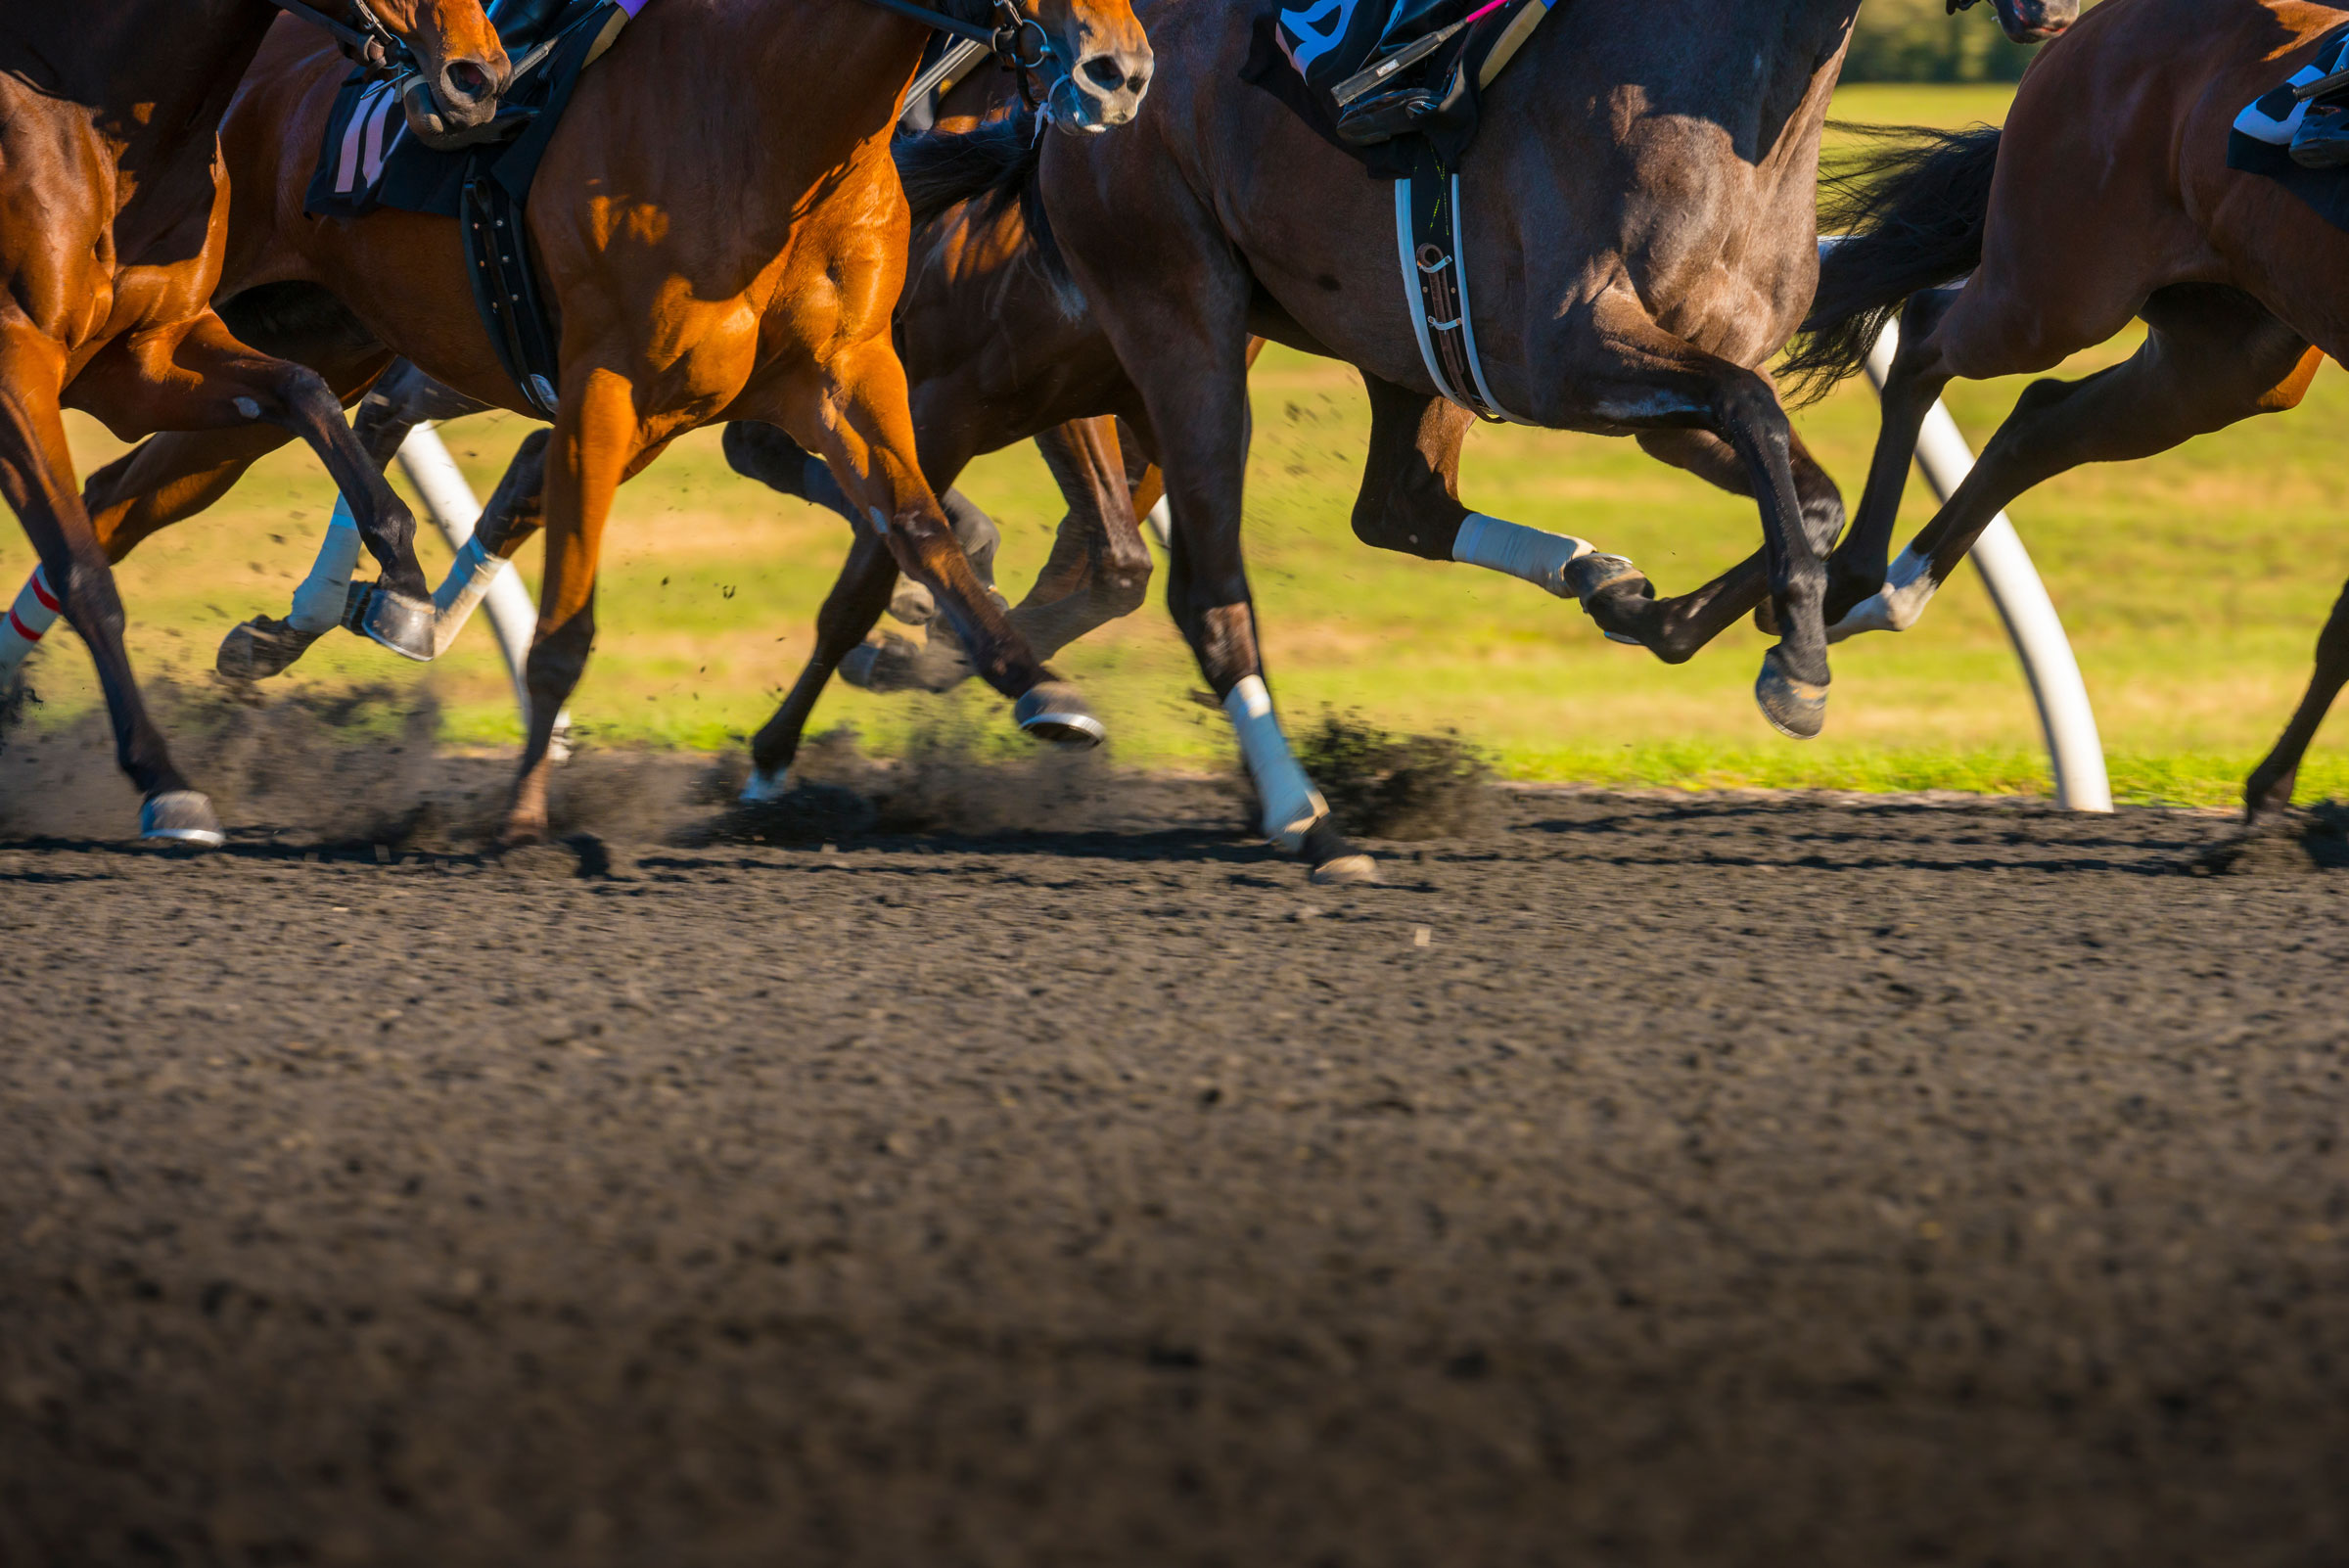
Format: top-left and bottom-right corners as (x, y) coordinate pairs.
(0, 0), (508, 844)
(1776, 0), (2349, 822)
(49, 0), (1151, 846)
(808, 0), (2075, 879)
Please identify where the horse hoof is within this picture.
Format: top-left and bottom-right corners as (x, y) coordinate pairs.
(140, 791), (224, 848)
(1565, 552), (1648, 607)
(1754, 648), (1827, 740)
(1014, 681), (1106, 748)
(887, 579), (937, 625)
(353, 584), (436, 663)
(740, 764), (791, 805)
(215, 615), (327, 681)
(1303, 819), (1379, 885)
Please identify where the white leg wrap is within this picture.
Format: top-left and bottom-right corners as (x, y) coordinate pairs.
(1224, 675), (1326, 851)
(430, 535), (507, 657)
(0, 566), (61, 675)
(1828, 542), (1940, 643)
(1451, 512), (1596, 598)
(287, 497), (363, 633)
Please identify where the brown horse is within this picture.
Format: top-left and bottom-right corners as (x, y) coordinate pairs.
(0, 0), (508, 844)
(806, 0), (2073, 879)
(1777, 0), (2349, 821)
(47, 0), (1151, 847)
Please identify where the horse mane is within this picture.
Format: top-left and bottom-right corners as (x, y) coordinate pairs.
(1780, 122), (2004, 405)
(894, 112), (1084, 319)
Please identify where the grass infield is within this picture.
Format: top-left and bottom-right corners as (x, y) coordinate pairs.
(8, 84), (2348, 810)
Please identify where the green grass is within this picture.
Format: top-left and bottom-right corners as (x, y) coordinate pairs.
(10, 82), (2348, 809)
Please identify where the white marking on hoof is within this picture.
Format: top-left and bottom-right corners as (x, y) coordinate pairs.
(739, 765), (791, 805)
(1828, 546), (1939, 643)
(1310, 853), (1381, 887)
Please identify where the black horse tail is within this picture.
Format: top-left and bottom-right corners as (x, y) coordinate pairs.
(893, 112), (1082, 316)
(1781, 123), (2004, 404)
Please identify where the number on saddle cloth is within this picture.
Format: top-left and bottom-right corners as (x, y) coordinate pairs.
(1272, 0), (1547, 150)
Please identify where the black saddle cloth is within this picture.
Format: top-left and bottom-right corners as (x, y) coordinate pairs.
(305, 0), (630, 222)
(1241, 0), (1549, 175)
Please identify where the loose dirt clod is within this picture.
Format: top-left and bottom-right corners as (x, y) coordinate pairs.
(1292, 710), (1496, 840)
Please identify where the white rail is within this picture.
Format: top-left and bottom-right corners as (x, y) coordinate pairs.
(392, 424), (571, 757)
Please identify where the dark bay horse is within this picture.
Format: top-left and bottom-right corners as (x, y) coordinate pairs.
(0, 0), (508, 844)
(1780, 0), (2349, 821)
(39, 0), (1151, 847)
(834, 0), (2073, 877)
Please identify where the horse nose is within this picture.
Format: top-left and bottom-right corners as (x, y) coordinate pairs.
(439, 56), (501, 112)
(1074, 48), (1153, 125)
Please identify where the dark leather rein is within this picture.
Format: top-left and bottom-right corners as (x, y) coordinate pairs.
(852, 0), (1052, 80)
(270, 0), (413, 73)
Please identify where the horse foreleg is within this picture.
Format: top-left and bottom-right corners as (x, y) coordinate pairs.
(741, 530), (899, 801)
(503, 365), (640, 846)
(1575, 295), (1830, 738)
(0, 327), (215, 843)
(75, 314), (436, 659)
(1819, 287), (1961, 626)
(2247, 571), (2349, 821)
(1588, 428), (1845, 663)
(1007, 417), (1155, 661)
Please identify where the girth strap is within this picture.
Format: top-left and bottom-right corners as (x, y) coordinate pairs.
(1394, 149), (1530, 425)
(461, 159), (563, 418)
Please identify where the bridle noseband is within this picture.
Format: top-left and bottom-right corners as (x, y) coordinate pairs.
(271, 0), (415, 76)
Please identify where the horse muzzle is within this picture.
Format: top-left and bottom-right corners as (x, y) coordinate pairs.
(1047, 46), (1153, 135)
(399, 55), (510, 149)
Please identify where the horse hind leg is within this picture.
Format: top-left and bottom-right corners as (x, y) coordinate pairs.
(1349, 374), (1650, 626)
(1001, 416), (1156, 662)
(1845, 287), (2320, 646)
(722, 417), (998, 692)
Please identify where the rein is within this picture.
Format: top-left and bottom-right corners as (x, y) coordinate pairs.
(851, 0), (1051, 76)
(270, 0), (409, 73)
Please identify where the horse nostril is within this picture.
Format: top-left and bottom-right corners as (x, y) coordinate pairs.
(1081, 54), (1127, 93)
(442, 59), (495, 106)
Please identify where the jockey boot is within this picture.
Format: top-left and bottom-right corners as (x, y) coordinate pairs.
(1334, 0), (1473, 146)
(2291, 88), (2349, 168)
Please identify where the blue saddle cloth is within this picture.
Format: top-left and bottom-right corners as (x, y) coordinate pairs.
(2228, 22), (2349, 232)
(305, 0), (640, 221)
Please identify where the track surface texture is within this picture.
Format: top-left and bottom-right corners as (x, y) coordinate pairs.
(2, 744), (2347, 1567)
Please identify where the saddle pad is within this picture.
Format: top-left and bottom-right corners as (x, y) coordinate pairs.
(1243, 0), (1553, 175)
(305, 0), (643, 222)
(2228, 22), (2349, 232)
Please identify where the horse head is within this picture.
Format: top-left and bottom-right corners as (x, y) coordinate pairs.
(1949, 0), (2080, 46)
(346, 0), (514, 142)
(1004, 0), (1154, 135)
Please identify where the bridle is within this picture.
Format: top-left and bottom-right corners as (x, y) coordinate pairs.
(270, 0), (414, 75)
(853, 0), (1055, 103)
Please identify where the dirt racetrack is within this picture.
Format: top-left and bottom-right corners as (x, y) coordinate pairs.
(2, 715), (2347, 1568)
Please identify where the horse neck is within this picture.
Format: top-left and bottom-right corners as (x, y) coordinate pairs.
(3, 0), (286, 160)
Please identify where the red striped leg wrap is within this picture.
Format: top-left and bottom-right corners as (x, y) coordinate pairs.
(0, 567), (60, 672)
